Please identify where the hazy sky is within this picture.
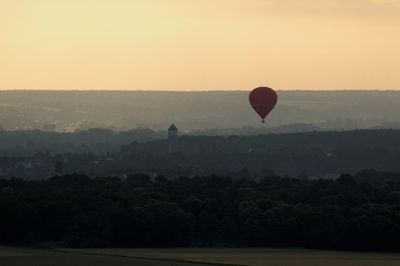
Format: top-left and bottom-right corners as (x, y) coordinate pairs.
(1, 0), (399, 90)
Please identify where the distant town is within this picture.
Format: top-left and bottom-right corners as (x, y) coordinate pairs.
(0, 124), (400, 180)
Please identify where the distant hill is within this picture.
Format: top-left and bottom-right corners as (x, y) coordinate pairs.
(1, 90), (400, 131)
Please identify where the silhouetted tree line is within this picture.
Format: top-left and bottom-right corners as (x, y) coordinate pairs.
(1, 170), (400, 251)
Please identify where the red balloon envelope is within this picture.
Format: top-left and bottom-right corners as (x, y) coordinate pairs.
(249, 87), (278, 123)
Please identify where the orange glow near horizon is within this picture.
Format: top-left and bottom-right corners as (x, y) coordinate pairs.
(1, 0), (400, 90)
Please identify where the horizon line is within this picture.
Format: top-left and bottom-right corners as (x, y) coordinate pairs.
(0, 88), (400, 92)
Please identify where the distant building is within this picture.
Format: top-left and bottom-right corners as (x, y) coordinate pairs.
(168, 124), (178, 153)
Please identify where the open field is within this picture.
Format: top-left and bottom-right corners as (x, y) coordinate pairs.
(0, 248), (400, 266)
(2, 247), (400, 266)
(64, 248), (400, 266)
(0, 247), (208, 266)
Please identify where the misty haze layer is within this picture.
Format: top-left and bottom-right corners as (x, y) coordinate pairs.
(1, 90), (400, 131)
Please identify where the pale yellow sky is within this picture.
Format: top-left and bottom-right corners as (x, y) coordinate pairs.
(1, 0), (399, 90)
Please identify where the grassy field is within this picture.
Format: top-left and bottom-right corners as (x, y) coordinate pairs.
(0, 247), (208, 266)
(2, 247), (400, 266)
(65, 248), (400, 266)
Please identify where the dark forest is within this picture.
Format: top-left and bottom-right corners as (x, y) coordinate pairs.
(1, 170), (400, 251)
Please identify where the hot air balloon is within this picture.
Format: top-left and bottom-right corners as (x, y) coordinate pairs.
(249, 87), (278, 123)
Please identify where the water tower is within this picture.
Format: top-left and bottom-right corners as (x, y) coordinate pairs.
(168, 124), (178, 153)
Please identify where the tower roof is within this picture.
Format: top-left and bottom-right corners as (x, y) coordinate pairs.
(168, 124), (177, 131)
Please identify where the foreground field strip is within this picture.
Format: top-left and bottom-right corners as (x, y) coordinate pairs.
(1, 247), (232, 266)
(57, 248), (400, 266)
(0, 247), (42, 257)
(55, 248), (244, 266)
(3, 247), (400, 266)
